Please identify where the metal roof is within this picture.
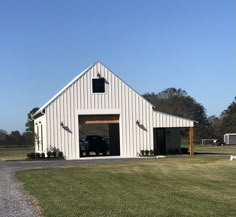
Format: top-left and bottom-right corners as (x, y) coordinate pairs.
(153, 110), (197, 123)
(33, 63), (94, 117)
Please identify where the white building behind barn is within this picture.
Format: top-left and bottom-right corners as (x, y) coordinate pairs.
(33, 61), (195, 160)
(224, 133), (236, 145)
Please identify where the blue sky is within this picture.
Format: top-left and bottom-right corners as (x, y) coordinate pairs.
(0, 0), (235, 133)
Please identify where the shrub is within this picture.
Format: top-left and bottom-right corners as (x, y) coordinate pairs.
(47, 151), (52, 158)
(140, 150), (145, 156)
(41, 153), (45, 158)
(58, 151), (63, 158)
(35, 153), (40, 159)
(145, 150), (150, 156)
(52, 151), (57, 158)
(150, 150), (154, 156)
(27, 152), (35, 159)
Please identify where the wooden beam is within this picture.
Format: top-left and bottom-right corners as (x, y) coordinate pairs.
(189, 127), (194, 155)
(79, 115), (119, 124)
(84, 120), (119, 124)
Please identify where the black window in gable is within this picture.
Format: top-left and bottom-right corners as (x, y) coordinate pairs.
(92, 78), (105, 93)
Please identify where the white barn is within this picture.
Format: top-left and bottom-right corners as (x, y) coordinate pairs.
(33, 61), (195, 159)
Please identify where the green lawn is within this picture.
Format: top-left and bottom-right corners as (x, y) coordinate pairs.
(0, 146), (34, 160)
(17, 147), (236, 217)
(195, 144), (236, 155)
(182, 144), (236, 155)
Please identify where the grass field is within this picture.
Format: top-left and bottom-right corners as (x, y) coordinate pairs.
(16, 145), (236, 217)
(195, 144), (236, 155)
(0, 146), (34, 160)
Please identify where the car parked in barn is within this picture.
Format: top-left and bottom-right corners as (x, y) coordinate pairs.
(80, 135), (108, 156)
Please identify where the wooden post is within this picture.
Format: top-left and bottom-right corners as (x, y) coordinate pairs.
(189, 127), (194, 155)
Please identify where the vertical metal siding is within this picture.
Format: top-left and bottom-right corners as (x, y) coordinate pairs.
(58, 96), (63, 153)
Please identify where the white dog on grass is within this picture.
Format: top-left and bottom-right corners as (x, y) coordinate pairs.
(230, 155), (236, 160)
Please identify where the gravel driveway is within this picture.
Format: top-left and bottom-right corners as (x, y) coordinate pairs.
(0, 163), (37, 217)
(0, 158), (141, 217)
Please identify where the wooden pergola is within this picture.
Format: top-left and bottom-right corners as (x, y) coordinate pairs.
(189, 127), (194, 155)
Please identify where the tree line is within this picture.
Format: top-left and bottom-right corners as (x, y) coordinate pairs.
(143, 88), (236, 143)
(0, 107), (39, 147)
(0, 130), (33, 147)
